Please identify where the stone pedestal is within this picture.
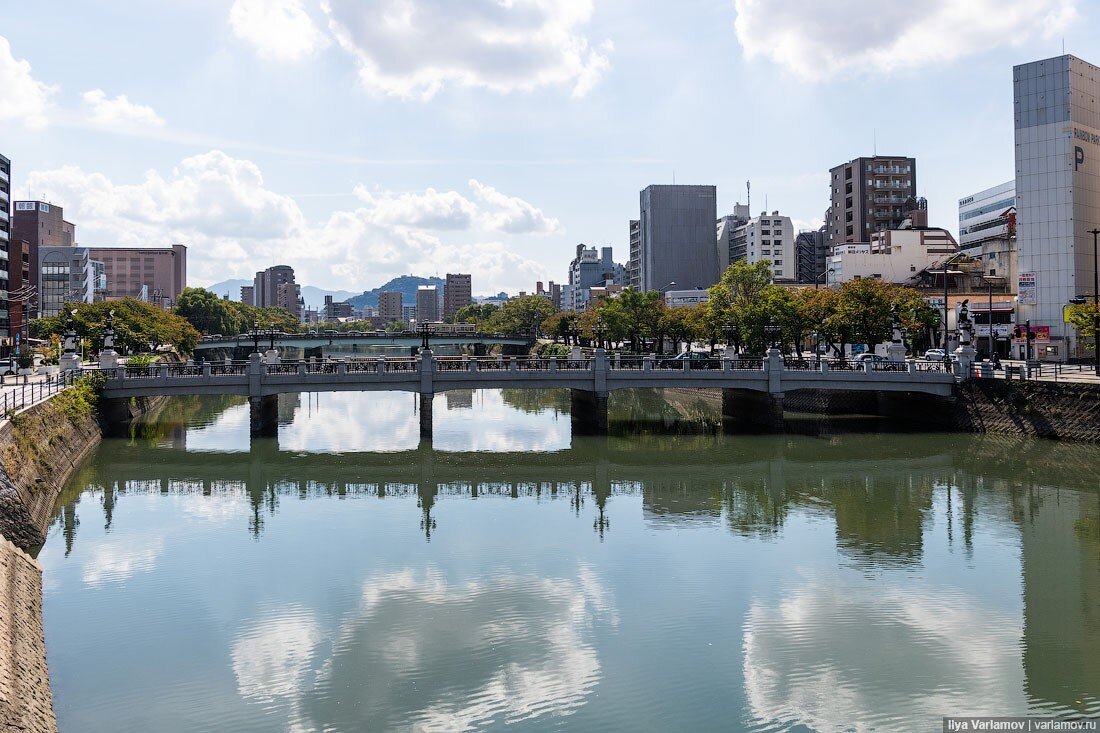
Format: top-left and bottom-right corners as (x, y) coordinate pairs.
(886, 342), (907, 362)
(60, 353), (81, 372)
(98, 349), (119, 369)
(263, 349), (280, 365)
(954, 344), (976, 378)
(570, 345), (583, 361)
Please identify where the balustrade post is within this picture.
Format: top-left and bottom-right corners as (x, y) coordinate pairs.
(643, 355), (654, 371)
(376, 357), (385, 374)
(820, 360), (830, 374)
(864, 361), (873, 375)
(337, 360), (347, 376)
(202, 363), (212, 378)
(908, 360), (917, 375)
(549, 359), (559, 372)
(508, 357), (518, 372)
(298, 360), (307, 376)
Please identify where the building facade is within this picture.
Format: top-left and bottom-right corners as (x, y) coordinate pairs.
(378, 291), (403, 322)
(720, 211), (796, 281)
(88, 244), (187, 308)
(443, 273), (472, 321)
(37, 246), (94, 317)
(627, 220), (641, 289)
(958, 180), (1018, 288)
(240, 285), (254, 306)
(827, 226), (958, 286)
(1014, 54), (1100, 361)
(633, 185), (719, 292)
(0, 154), (9, 344)
(827, 156), (917, 246)
(796, 227), (829, 284)
(416, 285), (440, 323)
(716, 203), (751, 272)
(253, 265), (301, 318)
(12, 200), (74, 308)
(567, 244), (622, 310)
(323, 295), (353, 320)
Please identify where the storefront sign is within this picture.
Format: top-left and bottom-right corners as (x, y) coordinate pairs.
(1018, 272), (1037, 305)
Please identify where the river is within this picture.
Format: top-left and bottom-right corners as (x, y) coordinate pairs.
(36, 389), (1100, 732)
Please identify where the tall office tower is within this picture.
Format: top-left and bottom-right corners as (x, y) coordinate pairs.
(827, 156), (917, 246)
(240, 285), (254, 306)
(796, 227), (829, 284)
(443, 273), (472, 320)
(716, 202), (751, 271)
(635, 185), (719, 291)
(416, 285), (440, 323)
(0, 155), (10, 343)
(379, 291), (403, 322)
(1014, 54), (1100, 361)
(723, 211), (796, 281)
(88, 244), (187, 307)
(253, 265), (300, 317)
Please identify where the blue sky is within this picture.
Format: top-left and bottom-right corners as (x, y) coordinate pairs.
(2, 0), (1097, 295)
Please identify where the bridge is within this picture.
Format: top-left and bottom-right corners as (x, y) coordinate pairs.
(192, 331), (532, 359)
(99, 348), (957, 438)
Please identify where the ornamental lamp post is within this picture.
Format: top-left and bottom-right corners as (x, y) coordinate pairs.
(417, 321), (432, 351)
(763, 318), (782, 351)
(594, 313), (605, 350)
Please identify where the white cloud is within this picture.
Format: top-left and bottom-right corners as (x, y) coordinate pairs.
(469, 179), (562, 234)
(0, 35), (56, 128)
(81, 89), (166, 128)
(21, 152), (557, 293)
(733, 0), (1078, 81)
(322, 0), (612, 99)
(229, 0), (329, 61)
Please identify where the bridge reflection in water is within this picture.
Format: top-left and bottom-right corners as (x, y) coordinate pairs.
(42, 391), (1100, 729)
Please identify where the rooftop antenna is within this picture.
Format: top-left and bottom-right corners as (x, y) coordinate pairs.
(873, 128), (877, 156)
(746, 180), (751, 213)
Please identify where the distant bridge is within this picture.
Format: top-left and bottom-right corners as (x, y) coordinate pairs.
(193, 331), (532, 358)
(99, 349), (957, 437)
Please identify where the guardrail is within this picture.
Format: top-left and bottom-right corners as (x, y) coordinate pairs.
(0, 371), (83, 418)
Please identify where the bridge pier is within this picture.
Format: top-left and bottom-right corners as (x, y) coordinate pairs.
(570, 389), (609, 435)
(249, 394), (279, 438)
(722, 389), (785, 433)
(419, 393), (434, 440)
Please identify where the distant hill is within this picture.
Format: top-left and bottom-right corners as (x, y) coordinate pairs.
(346, 275), (446, 309)
(204, 279), (357, 310)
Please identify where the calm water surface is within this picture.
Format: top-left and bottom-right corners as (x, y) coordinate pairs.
(37, 389), (1100, 732)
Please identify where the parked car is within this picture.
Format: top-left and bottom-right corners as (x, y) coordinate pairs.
(1, 358), (16, 377)
(923, 349), (948, 362)
(854, 353), (889, 364)
(659, 351), (717, 369)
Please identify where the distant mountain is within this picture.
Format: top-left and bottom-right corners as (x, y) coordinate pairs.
(346, 275), (446, 309)
(204, 280), (357, 310)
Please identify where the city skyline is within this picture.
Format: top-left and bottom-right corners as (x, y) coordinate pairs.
(1, 1), (1096, 295)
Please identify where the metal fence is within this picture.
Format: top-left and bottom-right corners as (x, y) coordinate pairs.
(0, 371), (82, 418)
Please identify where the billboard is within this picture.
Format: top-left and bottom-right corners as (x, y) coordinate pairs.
(1013, 325), (1050, 344)
(1018, 272), (1037, 305)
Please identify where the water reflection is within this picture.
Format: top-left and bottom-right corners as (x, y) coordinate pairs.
(37, 393), (1100, 731)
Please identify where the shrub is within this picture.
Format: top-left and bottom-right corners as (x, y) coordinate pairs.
(125, 353), (156, 368)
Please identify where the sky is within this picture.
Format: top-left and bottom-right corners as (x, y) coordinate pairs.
(1, 0), (1098, 296)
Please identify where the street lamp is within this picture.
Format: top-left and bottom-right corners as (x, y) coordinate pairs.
(417, 321), (432, 351)
(814, 267), (835, 290)
(594, 313), (605, 350)
(723, 321), (740, 357)
(980, 275), (1006, 362)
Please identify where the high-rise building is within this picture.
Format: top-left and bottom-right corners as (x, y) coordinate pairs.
(240, 285), (254, 306)
(827, 156), (917, 247)
(323, 295), (353, 320)
(1013, 54), (1100, 360)
(627, 220), (641, 289)
(796, 227), (829, 284)
(416, 285), (440, 323)
(632, 185), (719, 292)
(379, 291), (403, 322)
(958, 181), (1017, 286)
(87, 244), (187, 308)
(443, 273), (472, 320)
(7, 238), (31, 350)
(567, 244), (623, 310)
(12, 199), (75, 309)
(253, 265), (300, 318)
(0, 154), (10, 344)
(716, 203), (751, 272)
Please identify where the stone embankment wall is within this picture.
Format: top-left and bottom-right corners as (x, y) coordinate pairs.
(949, 380), (1100, 442)
(0, 535), (56, 733)
(0, 398), (102, 552)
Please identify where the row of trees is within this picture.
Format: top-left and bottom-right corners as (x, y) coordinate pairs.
(541, 261), (941, 356)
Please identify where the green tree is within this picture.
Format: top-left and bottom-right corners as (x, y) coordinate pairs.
(453, 303), (500, 328)
(660, 306), (694, 354)
(892, 286), (939, 353)
(708, 260), (783, 354)
(834, 278), (895, 349)
(1066, 301), (1100, 349)
(31, 298), (200, 355)
(488, 296), (555, 337)
(542, 311), (578, 344)
(175, 287), (237, 335)
(385, 320), (409, 333)
(601, 288), (663, 352)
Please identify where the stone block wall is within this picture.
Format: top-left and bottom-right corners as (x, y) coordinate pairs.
(0, 535), (56, 733)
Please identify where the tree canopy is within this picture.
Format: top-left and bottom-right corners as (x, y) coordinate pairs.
(30, 298), (201, 355)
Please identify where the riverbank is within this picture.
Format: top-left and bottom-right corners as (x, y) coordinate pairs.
(0, 535), (56, 733)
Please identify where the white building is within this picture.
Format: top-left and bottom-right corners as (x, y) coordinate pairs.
(664, 289), (710, 308)
(958, 180), (1017, 286)
(718, 210), (795, 281)
(1014, 54), (1100, 361)
(827, 226), (958, 285)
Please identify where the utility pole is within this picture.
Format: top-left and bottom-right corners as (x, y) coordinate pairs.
(943, 259), (950, 353)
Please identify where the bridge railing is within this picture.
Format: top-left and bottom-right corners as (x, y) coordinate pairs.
(1, 371), (83, 419)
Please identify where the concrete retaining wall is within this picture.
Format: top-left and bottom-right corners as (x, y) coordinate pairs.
(0, 535), (56, 733)
(949, 380), (1100, 442)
